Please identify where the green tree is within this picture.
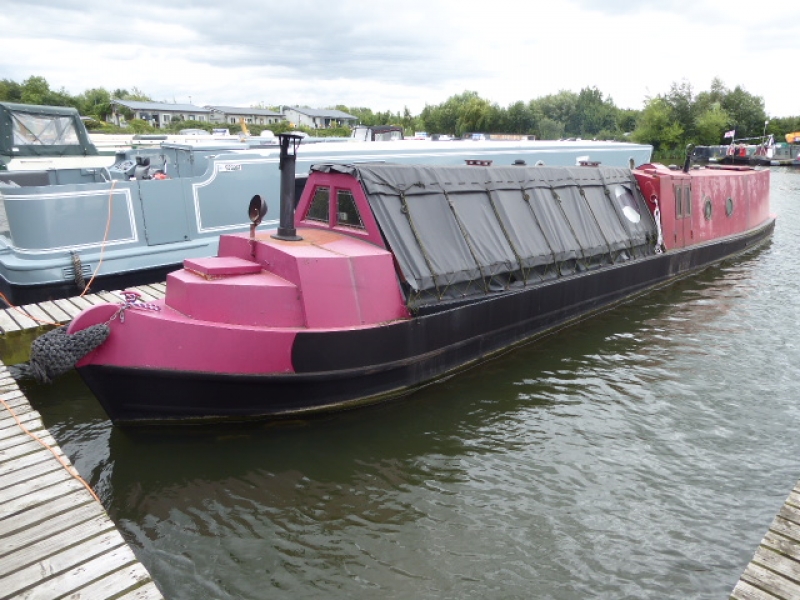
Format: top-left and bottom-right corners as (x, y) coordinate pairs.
(20, 76), (52, 105)
(694, 104), (731, 145)
(0, 79), (23, 102)
(538, 117), (565, 140)
(77, 88), (112, 120)
(570, 87), (617, 138)
(632, 97), (684, 152)
(533, 91), (578, 135)
(721, 85), (767, 139)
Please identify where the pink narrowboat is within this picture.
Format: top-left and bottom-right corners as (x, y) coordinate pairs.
(67, 135), (774, 425)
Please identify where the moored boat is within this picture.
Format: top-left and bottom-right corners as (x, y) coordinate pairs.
(67, 135), (773, 425)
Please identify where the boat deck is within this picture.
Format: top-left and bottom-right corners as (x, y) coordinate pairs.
(731, 483), (800, 598)
(0, 363), (163, 599)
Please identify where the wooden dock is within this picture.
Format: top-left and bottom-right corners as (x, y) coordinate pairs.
(0, 286), (165, 599)
(731, 483), (800, 599)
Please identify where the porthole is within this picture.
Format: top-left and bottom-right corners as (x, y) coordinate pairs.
(725, 197), (734, 216)
(703, 197), (713, 220)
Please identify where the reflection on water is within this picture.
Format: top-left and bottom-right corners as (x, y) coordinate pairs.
(22, 169), (800, 599)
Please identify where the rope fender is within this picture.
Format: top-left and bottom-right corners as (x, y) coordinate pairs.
(9, 324), (110, 383)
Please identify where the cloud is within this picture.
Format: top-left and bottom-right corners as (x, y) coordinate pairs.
(0, 0), (798, 116)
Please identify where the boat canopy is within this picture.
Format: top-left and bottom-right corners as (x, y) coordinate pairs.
(0, 102), (99, 160)
(313, 163), (658, 308)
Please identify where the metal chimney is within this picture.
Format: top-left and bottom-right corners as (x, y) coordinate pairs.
(272, 133), (303, 241)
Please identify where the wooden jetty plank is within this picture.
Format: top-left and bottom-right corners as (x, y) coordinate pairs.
(95, 290), (124, 304)
(0, 309), (21, 333)
(762, 529), (800, 563)
(0, 488), (89, 537)
(0, 514), (116, 577)
(770, 515), (800, 544)
(2, 476), (85, 518)
(0, 501), (104, 557)
(731, 578), (785, 600)
(33, 300), (72, 324)
(117, 581), (165, 600)
(65, 563), (157, 600)
(0, 529), (130, 598)
(128, 286), (158, 300)
(0, 419), (45, 445)
(780, 504), (800, 528)
(750, 545), (800, 587)
(148, 282), (166, 293)
(0, 401), (37, 424)
(75, 293), (105, 306)
(4, 306), (40, 330)
(0, 410), (42, 435)
(54, 295), (93, 313)
(0, 468), (70, 503)
(740, 562), (800, 599)
(20, 303), (61, 328)
(0, 434), (65, 465)
(0, 459), (63, 492)
(3, 545), (138, 599)
(0, 430), (57, 454)
(135, 283), (166, 299)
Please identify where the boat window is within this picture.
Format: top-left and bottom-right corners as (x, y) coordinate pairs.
(703, 196), (713, 220)
(12, 113), (81, 146)
(336, 190), (365, 230)
(614, 185), (641, 223)
(684, 186), (692, 216)
(306, 187), (330, 223)
(675, 186), (683, 218)
(726, 197), (734, 217)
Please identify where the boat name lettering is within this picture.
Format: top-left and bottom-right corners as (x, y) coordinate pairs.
(220, 163), (242, 171)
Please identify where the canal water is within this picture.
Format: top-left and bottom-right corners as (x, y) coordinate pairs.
(23, 169), (800, 599)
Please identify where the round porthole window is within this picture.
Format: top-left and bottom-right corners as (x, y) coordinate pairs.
(726, 197), (734, 216)
(703, 197), (713, 220)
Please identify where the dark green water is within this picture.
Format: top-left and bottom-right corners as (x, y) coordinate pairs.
(23, 169), (800, 599)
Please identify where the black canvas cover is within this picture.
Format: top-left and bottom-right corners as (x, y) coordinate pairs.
(312, 163), (658, 308)
(0, 102), (98, 160)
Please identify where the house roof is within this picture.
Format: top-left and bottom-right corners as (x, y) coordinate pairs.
(112, 100), (211, 113)
(205, 106), (284, 117)
(285, 107), (357, 120)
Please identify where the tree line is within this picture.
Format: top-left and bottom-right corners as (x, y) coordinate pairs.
(3, 75), (799, 158)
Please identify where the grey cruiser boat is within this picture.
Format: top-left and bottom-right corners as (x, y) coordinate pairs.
(0, 122), (652, 304)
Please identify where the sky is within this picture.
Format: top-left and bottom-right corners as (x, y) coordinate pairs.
(1, 0), (798, 117)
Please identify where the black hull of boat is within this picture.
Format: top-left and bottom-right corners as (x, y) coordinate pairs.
(77, 220), (775, 425)
(0, 264), (179, 307)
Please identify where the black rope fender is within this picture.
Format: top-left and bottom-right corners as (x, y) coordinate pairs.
(9, 324), (110, 383)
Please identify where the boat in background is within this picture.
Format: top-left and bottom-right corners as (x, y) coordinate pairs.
(750, 135), (800, 167)
(0, 133), (652, 305)
(67, 135), (773, 426)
